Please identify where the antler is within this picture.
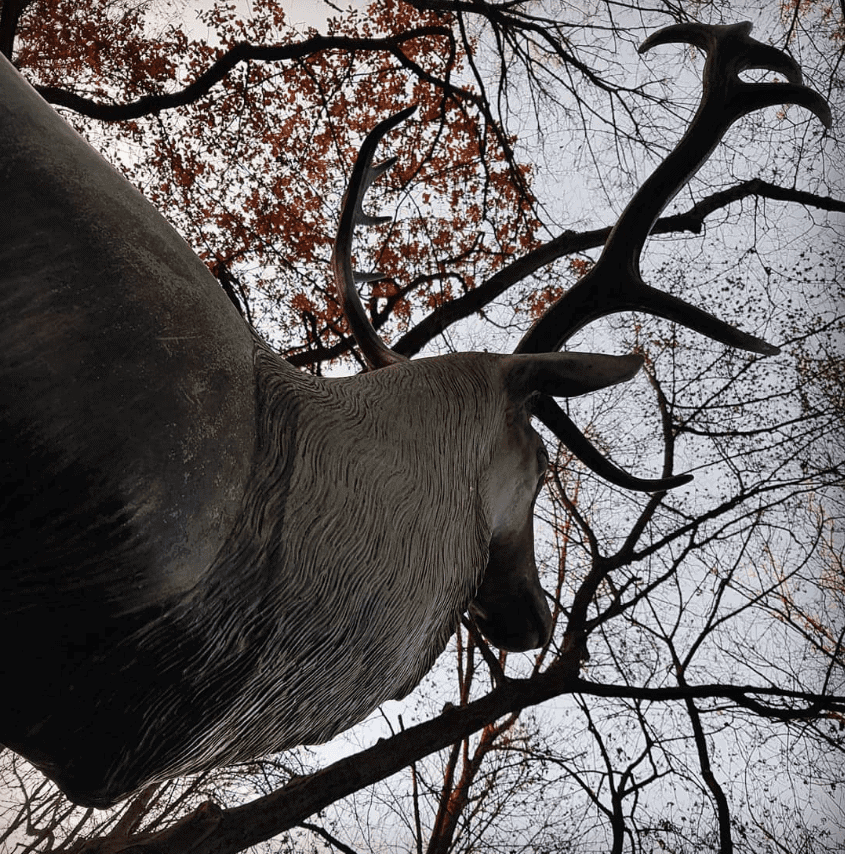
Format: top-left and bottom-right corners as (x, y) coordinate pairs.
(331, 106), (416, 369)
(514, 21), (830, 490)
(332, 106), (693, 491)
(331, 24), (829, 492)
(516, 21), (831, 358)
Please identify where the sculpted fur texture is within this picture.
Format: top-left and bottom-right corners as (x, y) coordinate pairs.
(10, 347), (502, 805)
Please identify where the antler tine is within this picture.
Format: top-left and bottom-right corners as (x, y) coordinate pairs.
(331, 106), (417, 370)
(639, 22), (831, 128)
(512, 22), (829, 492)
(531, 395), (693, 492)
(515, 21), (830, 358)
(353, 157), (399, 228)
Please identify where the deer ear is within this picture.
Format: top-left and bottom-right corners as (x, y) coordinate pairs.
(502, 352), (643, 399)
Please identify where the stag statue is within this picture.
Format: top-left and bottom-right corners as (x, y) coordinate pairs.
(0, 23), (829, 808)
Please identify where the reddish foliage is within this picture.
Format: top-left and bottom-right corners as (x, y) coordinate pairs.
(11, 0), (540, 358)
(525, 284), (564, 320)
(568, 257), (594, 279)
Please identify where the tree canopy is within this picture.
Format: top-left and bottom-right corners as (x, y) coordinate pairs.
(1, 1), (843, 852)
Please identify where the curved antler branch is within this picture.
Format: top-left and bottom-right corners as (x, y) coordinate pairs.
(531, 395), (692, 493)
(331, 107), (416, 370)
(515, 21), (831, 357)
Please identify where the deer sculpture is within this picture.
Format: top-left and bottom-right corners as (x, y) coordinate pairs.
(0, 22), (829, 807)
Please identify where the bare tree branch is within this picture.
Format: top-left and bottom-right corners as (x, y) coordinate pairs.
(69, 664), (845, 854)
(289, 180), (845, 365)
(33, 29), (456, 121)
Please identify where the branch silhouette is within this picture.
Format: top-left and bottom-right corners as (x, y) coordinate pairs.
(75, 667), (845, 854)
(35, 29), (456, 121)
(284, 179), (845, 367)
